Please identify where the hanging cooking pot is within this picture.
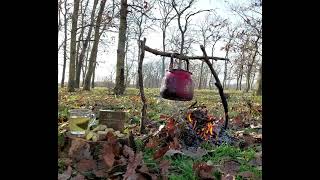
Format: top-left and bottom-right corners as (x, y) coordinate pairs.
(160, 54), (194, 101)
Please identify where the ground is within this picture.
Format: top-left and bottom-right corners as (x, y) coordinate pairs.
(58, 87), (262, 180)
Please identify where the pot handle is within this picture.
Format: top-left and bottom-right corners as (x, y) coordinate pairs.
(169, 53), (174, 71)
(169, 53), (190, 72)
(186, 60), (189, 71)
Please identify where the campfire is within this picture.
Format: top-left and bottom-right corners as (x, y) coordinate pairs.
(178, 106), (226, 148)
(145, 105), (233, 161)
(186, 108), (218, 141)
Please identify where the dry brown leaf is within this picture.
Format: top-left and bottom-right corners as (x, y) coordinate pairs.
(249, 152), (262, 167)
(70, 173), (86, 180)
(181, 147), (208, 159)
(193, 162), (215, 179)
(160, 160), (170, 180)
(123, 145), (135, 160)
(93, 169), (106, 177)
(153, 146), (169, 160)
(221, 174), (235, 180)
(123, 152), (143, 180)
(146, 138), (159, 148)
(68, 139), (92, 161)
(103, 144), (115, 168)
(221, 160), (240, 175)
(238, 171), (255, 178)
(76, 159), (97, 173)
(58, 166), (72, 180)
(169, 137), (181, 149)
(106, 131), (118, 145)
(137, 164), (158, 180)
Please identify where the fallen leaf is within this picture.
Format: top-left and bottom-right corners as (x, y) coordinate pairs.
(221, 160), (240, 175)
(106, 131), (118, 145)
(221, 174), (235, 180)
(123, 145), (135, 160)
(58, 166), (72, 180)
(181, 147), (208, 159)
(164, 149), (184, 157)
(238, 171), (255, 178)
(93, 169), (106, 177)
(68, 139), (92, 161)
(153, 146), (169, 160)
(70, 173), (86, 180)
(68, 139), (85, 157)
(160, 114), (169, 119)
(76, 159), (97, 173)
(249, 152), (262, 167)
(146, 138), (159, 148)
(159, 160), (170, 180)
(193, 162), (214, 179)
(123, 152), (143, 180)
(166, 118), (175, 131)
(103, 144), (115, 168)
(136, 164), (158, 180)
(169, 137), (181, 149)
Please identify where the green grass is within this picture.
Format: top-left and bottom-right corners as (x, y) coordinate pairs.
(167, 156), (196, 180)
(58, 87), (262, 179)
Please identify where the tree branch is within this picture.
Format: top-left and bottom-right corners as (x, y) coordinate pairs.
(143, 44), (229, 61)
(186, 9), (211, 22)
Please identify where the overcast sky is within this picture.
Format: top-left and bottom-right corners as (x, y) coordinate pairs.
(58, 0), (252, 83)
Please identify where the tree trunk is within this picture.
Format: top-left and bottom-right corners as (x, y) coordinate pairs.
(178, 32), (185, 69)
(245, 65), (252, 92)
(81, 41), (91, 87)
(67, 0), (80, 92)
(91, 62), (96, 89)
(236, 75), (239, 90)
(223, 59), (227, 89)
(250, 70), (256, 91)
(74, 0), (84, 88)
(239, 69), (243, 91)
(162, 29), (166, 77)
(198, 61), (204, 89)
(246, 37), (260, 92)
(75, 0), (90, 88)
(256, 64), (262, 96)
(76, 0), (98, 88)
(83, 0), (107, 90)
(124, 35), (129, 87)
(135, 38), (141, 89)
(61, 0), (68, 88)
(114, 0), (128, 95)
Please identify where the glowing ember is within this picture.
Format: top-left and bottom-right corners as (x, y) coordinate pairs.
(186, 110), (217, 141)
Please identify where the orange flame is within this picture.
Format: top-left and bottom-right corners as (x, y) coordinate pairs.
(187, 112), (216, 140)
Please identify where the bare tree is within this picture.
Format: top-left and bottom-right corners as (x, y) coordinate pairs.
(74, 0), (93, 88)
(91, 62), (97, 88)
(230, 0), (262, 92)
(83, 0), (107, 90)
(67, 0), (81, 92)
(60, 0), (71, 88)
(256, 63), (262, 95)
(197, 12), (226, 89)
(222, 26), (237, 89)
(127, 0), (156, 89)
(114, 0), (128, 95)
(158, 0), (177, 77)
(172, 0), (210, 68)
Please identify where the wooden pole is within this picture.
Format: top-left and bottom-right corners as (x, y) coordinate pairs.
(200, 45), (229, 131)
(138, 38), (147, 133)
